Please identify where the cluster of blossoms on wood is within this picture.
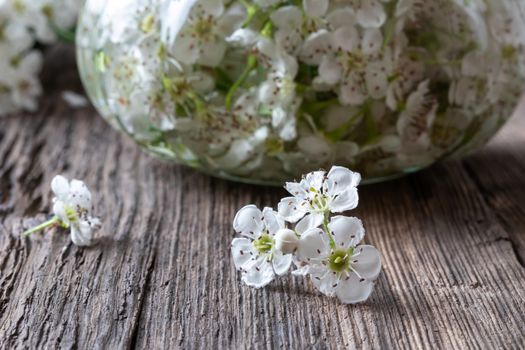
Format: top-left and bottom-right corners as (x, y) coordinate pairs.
(77, 0), (525, 182)
(231, 166), (381, 304)
(0, 0), (82, 115)
(23, 175), (101, 247)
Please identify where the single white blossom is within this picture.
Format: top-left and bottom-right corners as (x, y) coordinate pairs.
(278, 166), (361, 225)
(294, 216), (381, 304)
(231, 205), (292, 288)
(51, 175), (101, 246)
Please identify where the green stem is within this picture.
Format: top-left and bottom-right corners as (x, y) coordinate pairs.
(240, 0), (259, 28)
(225, 55), (258, 110)
(323, 213), (336, 249)
(22, 216), (61, 237)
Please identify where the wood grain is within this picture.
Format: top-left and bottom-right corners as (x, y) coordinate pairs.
(0, 45), (524, 349)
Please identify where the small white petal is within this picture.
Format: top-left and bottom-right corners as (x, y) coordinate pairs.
(335, 271), (374, 304)
(311, 270), (338, 297)
(270, 6), (302, 28)
(329, 188), (359, 213)
(356, 0), (386, 28)
(71, 221), (94, 247)
(352, 245), (382, 280)
(303, 0), (328, 18)
(361, 28), (383, 56)
(242, 257), (274, 288)
(272, 250), (293, 275)
(296, 228), (330, 261)
(295, 213), (324, 235)
(262, 207), (284, 235)
(51, 175), (70, 200)
(325, 166), (361, 196)
(327, 216), (364, 249)
(233, 205), (264, 238)
(318, 55), (342, 85)
(284, 181), (308, 200)
(231, 237), (256, 271)
(333, 26), (359, 52)
(69, 179), (92, 210)
(277, 197), (306, 223)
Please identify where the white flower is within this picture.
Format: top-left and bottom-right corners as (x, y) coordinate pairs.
(51, 175), (101, 246)
(168, 0), (245, 67)
(294, 216), (381, 304)
(257, 38), (301, 141)
(313, 26), (388, 105)
(278, 166), (361, 225)
(231, 205), (293, 288)
(0, 51), (43, 111)
(396, 80), (438, 153)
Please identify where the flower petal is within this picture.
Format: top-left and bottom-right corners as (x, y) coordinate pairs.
(51, 175), (70, 200)
(296, 228), (330, 261)
(325, 166), (361, 196)
(303, 0), (328, 18)
(270, 5), (302, 28)
(318, 55), (342, 85)
(71, 221), (94, 247)
(284, 181), (308, 200)
(242, 257), (274, 288)
(277, 197), (306, 223)
(329, 187), (359, 213)
(311, 270), (338, 297)
(69, 179), (92, 210)
(361, 28), (383, 56)
(233, 205), (264, 238)
(172, 34), (199, 65)
(231, 237), (256, 271)
(327, 216), (364, 249)
(295, 212), (324, 235)
(333, 26), (359, 52)
(356, 0), (386, 28)
(352, 245), (381, 280)
(262, 207), (284, 235)
(272, 250), (292, 275)
(335, 271), (374, 304)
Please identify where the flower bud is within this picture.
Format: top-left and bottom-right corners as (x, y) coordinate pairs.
(274, 228), (299, 254)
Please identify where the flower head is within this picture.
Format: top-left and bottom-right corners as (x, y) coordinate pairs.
(51, 175), (101, 246)
(278, 166), (361, 224)
(294, 216), (381, 304)
(231, 205), (292, 288)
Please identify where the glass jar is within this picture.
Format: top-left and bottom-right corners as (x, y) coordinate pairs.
(76, 0), (525, 185)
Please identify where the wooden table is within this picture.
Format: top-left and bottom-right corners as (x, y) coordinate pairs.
(1, 46), (524, 349)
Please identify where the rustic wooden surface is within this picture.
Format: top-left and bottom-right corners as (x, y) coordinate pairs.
(0, 45), (524, 349)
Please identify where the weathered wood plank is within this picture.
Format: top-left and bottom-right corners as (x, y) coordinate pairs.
(0, 45), (524, 349)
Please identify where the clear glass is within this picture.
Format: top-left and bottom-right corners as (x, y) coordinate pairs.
(76, 0), (525, 185)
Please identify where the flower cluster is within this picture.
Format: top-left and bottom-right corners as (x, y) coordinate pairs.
(22, 175), (101, 247)
(0, 0), (82, 115)
(77, 0), (525, 183)
(231, 166), (381, 304)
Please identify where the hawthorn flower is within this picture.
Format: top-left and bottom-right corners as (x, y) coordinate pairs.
(167, 0), (245, 67)
(396, 80), (438, 153)
(277, 166), (361, 224)
(22, 175), (101, 247)
(294, 216), (381, 304)
(231, 205), (292, 288)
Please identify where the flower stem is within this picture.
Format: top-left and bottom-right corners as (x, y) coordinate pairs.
(225, 54), (258, 110)
(323, 213), (336, 249)
(21, 216), (61, 237)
